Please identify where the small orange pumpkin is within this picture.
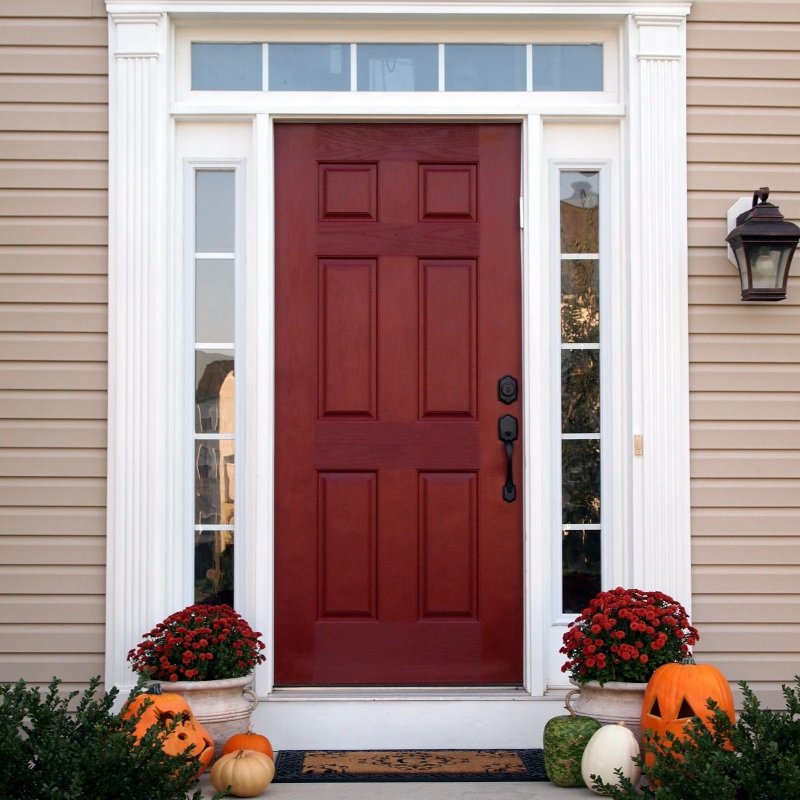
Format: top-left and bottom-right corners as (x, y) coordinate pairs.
(221, 724), (274, 760)
(641, 662), (735, 768)
(122, 684), (215, 773)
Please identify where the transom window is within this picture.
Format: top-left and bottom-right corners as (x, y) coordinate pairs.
(191, 42), (603, 92)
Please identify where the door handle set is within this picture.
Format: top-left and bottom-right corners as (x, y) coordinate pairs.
(497, 375), (519, 503)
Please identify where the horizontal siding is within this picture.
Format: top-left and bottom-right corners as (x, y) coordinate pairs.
(0, 132), (107, 160)
(688, 3), (800, 707)
(0, 10), (107, 689)
(688, 0), (800, 23)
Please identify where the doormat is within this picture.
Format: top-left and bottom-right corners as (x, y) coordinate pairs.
(274, 749), (547, 782)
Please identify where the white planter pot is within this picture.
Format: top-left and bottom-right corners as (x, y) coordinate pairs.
(155, 675), (256, 758)
(568, 680), (647, 748)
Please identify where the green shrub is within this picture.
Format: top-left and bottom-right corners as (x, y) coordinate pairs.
(0, 676), (223, 800)
(591, 677), (800, 800)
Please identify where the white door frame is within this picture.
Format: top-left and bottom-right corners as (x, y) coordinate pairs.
(105, 0), (691, 748)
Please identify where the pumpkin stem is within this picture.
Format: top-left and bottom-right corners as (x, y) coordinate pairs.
(149, 683), (163, 695)
(236, 750), (246, 760)
(564, 688), (580, 716)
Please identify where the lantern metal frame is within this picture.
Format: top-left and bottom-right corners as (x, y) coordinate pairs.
(726, 187), (800, 301)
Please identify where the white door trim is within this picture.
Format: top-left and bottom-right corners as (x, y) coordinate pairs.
(105, 0), (691, 747)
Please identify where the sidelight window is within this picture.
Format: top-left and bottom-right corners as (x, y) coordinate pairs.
(558, 169), (602, 615)
(193, 169), (237, 606)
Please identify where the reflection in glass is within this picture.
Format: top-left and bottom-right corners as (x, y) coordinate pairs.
(195, 529), (234, 605)
(561, 260), (599, 344)
(195, 441), (235, 525)
(196, 260), (235, 343)
(562, 439), (600, 525)
(444, 44), (526, 91)
(196, 172), (235, 254)
(269, 44), (350, 91)
(562, 349), (600, 434)
(562, 529), (601, 613)
(191, 43), (262, 91)
(357, 44), (438, 91)
(533, 44), (603, 92)
(560, 170), (599, 253)
(196, 350), (234, 433)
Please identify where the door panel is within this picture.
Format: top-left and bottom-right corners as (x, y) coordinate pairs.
(275, 123), (522, 686)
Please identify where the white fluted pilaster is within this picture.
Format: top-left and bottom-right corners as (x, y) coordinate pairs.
(105, 10), (177, 691)
(627, 13), (692, 608)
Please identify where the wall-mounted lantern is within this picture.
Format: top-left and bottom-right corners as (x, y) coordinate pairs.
(726, 188), (800, 301)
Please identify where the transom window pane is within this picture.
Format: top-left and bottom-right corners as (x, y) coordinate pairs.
(444, 44), (526, 91)
(191, 43), (262, 91)
(357, 44), (438, 91)
(269, 44), (350, 91)
(533, 44), (603, 91)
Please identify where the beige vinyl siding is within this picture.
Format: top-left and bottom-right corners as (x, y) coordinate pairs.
(687, 1), (800, 707)
(0, 0), (107, 694)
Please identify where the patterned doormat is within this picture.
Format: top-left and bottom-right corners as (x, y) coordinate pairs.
(274, 749), (547, 782)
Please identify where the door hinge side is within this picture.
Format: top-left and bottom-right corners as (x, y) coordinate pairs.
(519, 197), (524, 229)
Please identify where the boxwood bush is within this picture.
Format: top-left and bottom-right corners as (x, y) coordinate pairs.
(592, 677), (800, 800)
(0, 676), (222, 800)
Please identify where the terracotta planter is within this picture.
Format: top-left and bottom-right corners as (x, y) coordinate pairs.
(568, 680), (648, 748)
(156, 675), (256, 759)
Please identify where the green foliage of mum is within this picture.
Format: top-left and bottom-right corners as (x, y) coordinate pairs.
(591, 677), (800, 800)
(0, 676), (224, 800)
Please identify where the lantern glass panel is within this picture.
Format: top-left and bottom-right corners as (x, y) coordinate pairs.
(745, 243), (786, 289)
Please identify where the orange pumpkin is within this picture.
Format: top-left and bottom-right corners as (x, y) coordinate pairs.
(221, 725), (274, 760)
(122, 685), (215, 773)
(641, 663), (735, 768)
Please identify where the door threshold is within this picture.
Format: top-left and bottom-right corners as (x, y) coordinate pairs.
(268, 685), (532, 701)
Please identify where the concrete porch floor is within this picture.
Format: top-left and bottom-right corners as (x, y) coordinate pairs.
(198, 770), (596, 799)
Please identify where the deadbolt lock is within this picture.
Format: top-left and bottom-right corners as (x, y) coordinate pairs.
(498, 375), (518, 405)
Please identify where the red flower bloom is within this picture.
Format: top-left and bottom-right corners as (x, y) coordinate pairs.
(559, 588), (699, 685)
(127, 603), (267, 682)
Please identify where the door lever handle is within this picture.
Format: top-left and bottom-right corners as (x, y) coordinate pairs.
(498, 414), (518, 503)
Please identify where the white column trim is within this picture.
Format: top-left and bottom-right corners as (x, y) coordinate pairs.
(105, 10), (180, 691)
(626, 13), (692, 608)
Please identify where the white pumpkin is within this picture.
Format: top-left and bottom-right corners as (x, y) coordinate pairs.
(210, 749), (276, 797)
(581, 721), (641, 795)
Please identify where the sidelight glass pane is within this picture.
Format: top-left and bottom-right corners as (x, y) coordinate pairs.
(196, 171), (235, 254)
(196, 259), (235, 343)
(269, 44), (350, 91)
(561, 260), (599, 344)
(533, 44), (603, 91)
(561, 349), (600, 434)
(560, 170), (599, 253)
(444, 44), (526, 91)
(562, 439), (600, 525)
(195, 349), (234, 434)
(195, 529), (234, 605)
(191, 43), (262, 91)
(562, 529), (601, 613)
(195, 440), (235, 525)
(357, 44), (438, 91)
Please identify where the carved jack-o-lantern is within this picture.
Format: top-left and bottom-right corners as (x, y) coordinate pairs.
(122, 684), (215, 773)
(641, 663), (735, 767)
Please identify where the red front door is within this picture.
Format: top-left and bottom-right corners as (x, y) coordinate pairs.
(274, 123), (522, 686)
